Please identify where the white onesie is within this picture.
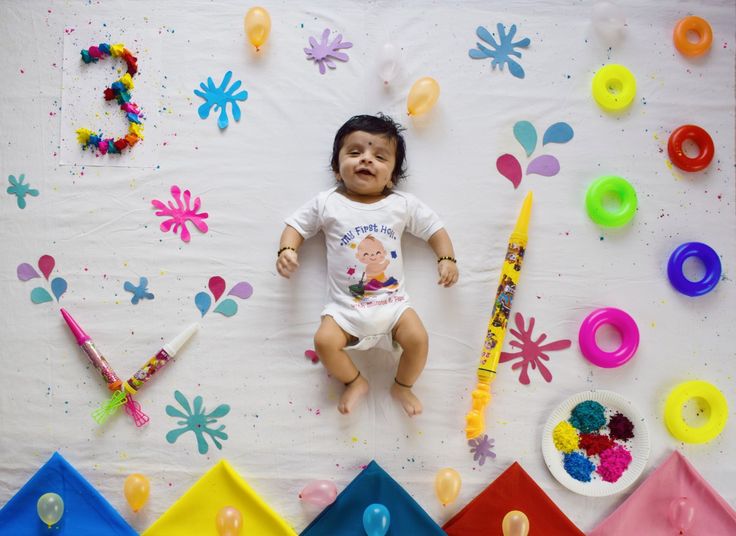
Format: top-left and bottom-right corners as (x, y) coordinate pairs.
(285, 187), (444, 350)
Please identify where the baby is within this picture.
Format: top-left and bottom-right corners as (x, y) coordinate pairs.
(276, 114), (458, 416)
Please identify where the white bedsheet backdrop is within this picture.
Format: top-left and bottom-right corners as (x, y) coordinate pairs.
(1, 0), (734, 533)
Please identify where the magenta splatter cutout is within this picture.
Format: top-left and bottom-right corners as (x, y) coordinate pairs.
(151, 185), (209, 243)
(499, 312), (571, 384)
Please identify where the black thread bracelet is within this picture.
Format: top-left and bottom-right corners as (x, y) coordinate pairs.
(277, 246), (296, 257)
(437, 256), (457, 264)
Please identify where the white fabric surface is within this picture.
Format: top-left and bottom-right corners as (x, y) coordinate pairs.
(0, 1), (734, 533)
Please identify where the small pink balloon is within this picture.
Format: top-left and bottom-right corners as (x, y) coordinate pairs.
(38, 255), (55, 280)
(208, 276), (226, 302)
(496, 154), (522, 189)
(299, 480), (337, 508)
(668, 497), (695, 534)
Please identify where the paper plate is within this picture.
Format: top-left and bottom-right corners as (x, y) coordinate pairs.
(542, 390), (649, 497)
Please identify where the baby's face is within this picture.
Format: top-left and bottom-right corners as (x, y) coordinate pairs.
(336, 131), (396, 200)
(357, 240), (386, 264)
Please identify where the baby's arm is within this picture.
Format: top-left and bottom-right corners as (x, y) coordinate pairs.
(428, 228), (459, 287)
(276, 225), (304, 278)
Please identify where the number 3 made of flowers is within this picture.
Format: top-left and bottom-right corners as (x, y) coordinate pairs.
(75, 43), (144, 155)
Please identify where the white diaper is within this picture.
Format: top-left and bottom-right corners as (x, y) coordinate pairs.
(322, 299), (410, 353)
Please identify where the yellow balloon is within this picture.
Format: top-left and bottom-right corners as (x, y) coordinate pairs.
(37, 493), (64, 527)
(434, 467), (461, 506)
(407, 77), (440, 116)
(216, 505), (244, 536)
(502, 510), (530, 536)
(244, 7), (271, 50)
(124, 473), (150, 513)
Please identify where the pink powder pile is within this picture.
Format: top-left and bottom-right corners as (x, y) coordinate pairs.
(596, 444), (633, 482)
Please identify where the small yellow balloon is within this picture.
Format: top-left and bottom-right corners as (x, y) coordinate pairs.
(244, 7), (271, 50)
(37, 493), (64, 528)
(216, 505), (244, 536)
(502, 510), (530, 536)
(124, 473), (150, 513)
(434, 467), (461, 506)
(407, 76), (440, 116)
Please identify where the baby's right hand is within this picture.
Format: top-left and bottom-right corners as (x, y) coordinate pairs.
(276, 249), (299, 278)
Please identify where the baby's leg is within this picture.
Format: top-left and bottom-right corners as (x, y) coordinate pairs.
(314, 316), (369, 414)
(390, 308), (428, 417)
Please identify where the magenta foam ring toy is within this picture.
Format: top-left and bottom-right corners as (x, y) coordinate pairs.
(578, 307), (639, 368)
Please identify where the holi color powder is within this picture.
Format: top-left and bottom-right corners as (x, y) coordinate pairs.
(563, 452), (596, 482)
(596, 445), (633, 483)
(608, 412), (635, 441)
(553, 421), (579, 453)
(578, 433), (615, 456)
(569, 400), (606, 433)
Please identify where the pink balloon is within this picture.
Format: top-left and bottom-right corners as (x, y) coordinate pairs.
(38, 255), (55, 280)
(208, 276), (226, 302)
(497, 154), (522, 189)
(299, 480), (337, 508)
(668, 497), (695, 533)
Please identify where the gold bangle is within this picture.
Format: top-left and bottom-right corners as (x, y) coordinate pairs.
(437, 256), (457, 264)
(277, 246), (296, 257)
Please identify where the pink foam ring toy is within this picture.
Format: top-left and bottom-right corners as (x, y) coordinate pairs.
(578, 307), (639, 368)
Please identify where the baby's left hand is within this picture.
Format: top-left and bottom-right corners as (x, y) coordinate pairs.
(437, 259), (459, 287)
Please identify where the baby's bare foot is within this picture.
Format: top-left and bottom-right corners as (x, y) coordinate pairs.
(338, 374), (369, 414)
(391, 382), (423, 416)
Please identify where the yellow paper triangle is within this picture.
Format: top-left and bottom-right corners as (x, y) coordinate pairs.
(143, 460), (296, 536)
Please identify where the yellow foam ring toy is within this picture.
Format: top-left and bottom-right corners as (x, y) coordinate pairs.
(592, 64), (636, 112)
(664, 380), (728, 444)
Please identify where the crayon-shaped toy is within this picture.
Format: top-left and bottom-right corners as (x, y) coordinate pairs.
(465, 191), (533, 439)
(61, 308), (123, 389)
(121, 323), (199, 394)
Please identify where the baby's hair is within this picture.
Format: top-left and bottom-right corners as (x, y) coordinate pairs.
(331, 113), (408, 184)
(358, 234), (382, 246)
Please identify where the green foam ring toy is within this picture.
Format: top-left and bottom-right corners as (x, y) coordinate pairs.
(586, 175), (638, 227)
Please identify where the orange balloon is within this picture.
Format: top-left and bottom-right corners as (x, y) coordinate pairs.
(502, 510), (530, 536)
(123, 473), (150, 513)
(244, 7), (271, 50)
(434, 468), (461, 506)
(216, 506), (243, 536)
(407, 77), (440, 116)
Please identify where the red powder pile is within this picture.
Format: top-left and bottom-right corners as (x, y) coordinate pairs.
(608, 412), (635, 441)
(578, 433), (615, 456)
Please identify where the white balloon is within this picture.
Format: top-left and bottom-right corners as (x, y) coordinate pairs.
(377, 43), (400, 85)
(592, 2), (626, 44)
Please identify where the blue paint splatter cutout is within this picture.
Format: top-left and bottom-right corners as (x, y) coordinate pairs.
(165, 390), (230, 454)
(7, 174), (39, 209)
(123, 276), (154, 304)
(469, 23), (531, 79)
(193, 71), (248, 129)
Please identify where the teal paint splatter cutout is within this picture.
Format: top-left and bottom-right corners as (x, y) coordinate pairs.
(17, 254), (68, 303)
(194, 276), (253, 317)
(165, 390), (230, 454)
(7, 174), (39, 209)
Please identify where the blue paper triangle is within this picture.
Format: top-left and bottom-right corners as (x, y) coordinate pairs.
(0, 452), (138, 535)
(300, 460), (444, 535)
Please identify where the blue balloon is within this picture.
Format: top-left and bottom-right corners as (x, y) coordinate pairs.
(194, 291), (211, 317)
(363, 503), (390, 536)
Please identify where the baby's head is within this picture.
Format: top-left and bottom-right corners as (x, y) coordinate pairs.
(356, 234), (387, 264)
(331, 114), (408, 187)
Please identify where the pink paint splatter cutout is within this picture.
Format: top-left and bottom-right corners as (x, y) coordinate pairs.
(151, 185), (209, 243)
(499, 312), (571, 384)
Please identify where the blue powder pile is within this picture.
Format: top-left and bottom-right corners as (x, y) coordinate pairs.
(569, 400), (606, 433)
(563, 452), (596, 482)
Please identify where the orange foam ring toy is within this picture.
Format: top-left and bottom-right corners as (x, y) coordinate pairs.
(466, 192), (533, 439)
(673, 16), (713, 57)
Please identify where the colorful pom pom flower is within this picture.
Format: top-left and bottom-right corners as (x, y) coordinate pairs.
(76, 42), (143, 155)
